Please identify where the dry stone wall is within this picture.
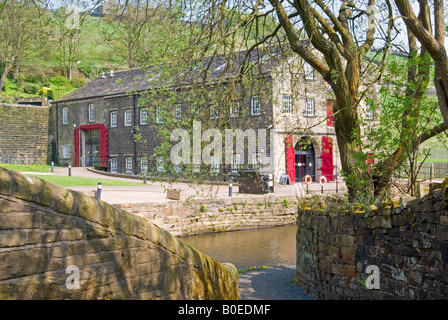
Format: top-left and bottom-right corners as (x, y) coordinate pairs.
(296, 179), (448, 300)
(114, 196), (298, 236)
(0, 104), (49, 164)
(0, 167), (239, 299)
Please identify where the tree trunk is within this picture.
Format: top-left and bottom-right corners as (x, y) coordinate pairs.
(332, 82), (375, 200)
(0, 63), (9, 93)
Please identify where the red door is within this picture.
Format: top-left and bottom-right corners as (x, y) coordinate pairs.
(321, 136), (334, 181)
(286, 136), (295, 184)
(74, 124), (108, 167)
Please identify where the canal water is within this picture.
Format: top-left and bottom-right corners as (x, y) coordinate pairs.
(179, 224), (298, 269)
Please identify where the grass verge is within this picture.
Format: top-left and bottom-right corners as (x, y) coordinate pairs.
(24, 174), (144, 187)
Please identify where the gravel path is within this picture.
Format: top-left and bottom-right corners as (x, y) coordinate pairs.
(238, 265), (318, 300)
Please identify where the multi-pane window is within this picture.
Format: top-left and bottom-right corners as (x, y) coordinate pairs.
(140, 108), (148, 125)
(63, 145), (70, 159)
(124, 110), (132, 126)
(231, 153), (240, 173)
(305, 98), (315, 117)
(251, 96), (261, 115)
(110, 111), (117, 128)
(140, 157), (148, 173)
(251, 153), (261, 170)
(175, 104), (182, 121)
(304, 62), (314, 80)
(125, 157), (133, 174)
(210, 104), (220, 119)
(366, 107), (375, 120)
(156, 156), (164, 172)
(62, 107), (68, 124)
(210, 155), (220, 173)
(230, 102), (239, 117)
(110, 158), (118, 173)
(156, 108), (164, 123)
(88, 104), (95, 122)
(283, 95), (292, 114)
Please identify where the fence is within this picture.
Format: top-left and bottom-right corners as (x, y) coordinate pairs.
(396, 162), (448, 180)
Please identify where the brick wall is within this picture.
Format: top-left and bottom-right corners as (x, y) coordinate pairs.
(296, 179), (448, 299)
(113, 195), (298, 236)
(0, 167), (239, 299)
(0, 104), (49, 164)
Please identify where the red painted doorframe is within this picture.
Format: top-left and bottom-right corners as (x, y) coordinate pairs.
(286, 136), (295, 184)
(74, 124), (108, 167)
(321, 136), (334, 181)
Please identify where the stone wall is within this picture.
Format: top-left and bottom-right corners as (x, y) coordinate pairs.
(113, 195), (298, 236)
(296, 179), (448, 300)
(0, 167), (239, 299)
(0, 104), (49, 164)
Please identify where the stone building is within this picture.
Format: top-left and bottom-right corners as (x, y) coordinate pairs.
(51, 47), (339, 185)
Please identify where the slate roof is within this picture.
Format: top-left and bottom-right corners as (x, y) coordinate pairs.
(56, 47), (284, 103)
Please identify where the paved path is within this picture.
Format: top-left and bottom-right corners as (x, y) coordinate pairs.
(45, 167), (347, 204)
(239, 265), (317, 300)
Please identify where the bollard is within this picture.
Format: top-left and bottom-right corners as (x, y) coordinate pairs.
(229, 177), (233, 197)
(143, 175), (147, 184)
(68, 165), (71, 177)
(96, 182), (102, 200)
(51, 161), (54, 173)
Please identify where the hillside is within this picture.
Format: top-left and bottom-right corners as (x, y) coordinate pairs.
(0, 15), (126, 103)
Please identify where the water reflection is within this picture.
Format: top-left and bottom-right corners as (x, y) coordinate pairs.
(179, 224), (298, 269)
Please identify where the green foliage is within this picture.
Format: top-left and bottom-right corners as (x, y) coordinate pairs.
(69, 77), (85, 88)
(39, 86), (53, 99)
(282, 198), (290, 208)
(50, 75), (68, 87)
(23, 83), (40, 94)
(24, 73), (50, 87)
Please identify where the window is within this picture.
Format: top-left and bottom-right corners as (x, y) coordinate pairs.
(88, 104), (95, 122)
(125, 157), (133, 174)
(62, 107), (68, 125)
(156, 156), (164, 172)
(140, 157), (148, 173)
(283, 95), (292, 114)
(210, 155), (220, 173)
(230, 102), (239, 117)
(251, 153), (261, 170)
(251, 96), (261, 115)
(63, 145), (70, 159)
(305, 98), (315, 117)
(175, 104), (182, 121)
(366, 107), (375, 120)
(140, 108), (148, 125)
(124, 110), (132, 126)
(231, 154), (240, 173)
(110, 111), (117, 128)
(110, 158), (118, 173)
(156, 108), (164, 123)
(210, 104), (220, 119)
(304, 62), (314, 80)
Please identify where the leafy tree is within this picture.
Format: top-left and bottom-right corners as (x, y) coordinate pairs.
(0, 0), (48, 91)
(141, 0), (448, 202)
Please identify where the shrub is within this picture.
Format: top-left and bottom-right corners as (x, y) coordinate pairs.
(39, 87), (53, 99)
(23, 83), (40, 94)
(50, 75), (69, 86)
(24, 73), (50, 87)
(69, 77), (86, 88)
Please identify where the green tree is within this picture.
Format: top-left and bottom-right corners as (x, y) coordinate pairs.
(0, 0), (47, 91)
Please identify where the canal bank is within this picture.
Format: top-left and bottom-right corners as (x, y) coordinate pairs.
(113, 195), (298, 237)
